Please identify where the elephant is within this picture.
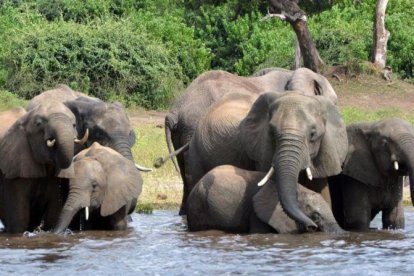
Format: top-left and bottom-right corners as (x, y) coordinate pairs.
(0, 101), (88, 233)
(26, 84), (97, 111)
(185, 91), (348, 231)
(163, 67), (337, 215)
(53, 142), (142, 233)
(187, 165), (343, 234)
(0, 107), (26, 139)
(328, 118), (414, 231)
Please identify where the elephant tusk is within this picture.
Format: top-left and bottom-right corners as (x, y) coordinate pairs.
(394, 161), (399, 171)
(85, 206), (89, 221)
(135, 163), (153, 172)
(258, 167), (275, 187)
(306, 167), (313, 181)
(75, 128), (89, 144)
(47, 139), (56, 147)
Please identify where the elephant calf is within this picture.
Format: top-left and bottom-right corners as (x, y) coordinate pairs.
(187, 165), (343, 234)
(54, 142), (143, 233)
(329, 118), (414, 231)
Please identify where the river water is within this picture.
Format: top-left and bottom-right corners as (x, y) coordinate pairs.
(1, 207), (414, 275)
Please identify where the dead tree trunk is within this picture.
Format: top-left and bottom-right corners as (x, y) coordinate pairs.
(267, 0), (324, 72)
(293, 37), (301, 70)
(372, 0), (389, 69)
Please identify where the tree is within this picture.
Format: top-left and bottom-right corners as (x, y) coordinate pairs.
(266, 0), (324, 72)
(372, 0), (389, 69)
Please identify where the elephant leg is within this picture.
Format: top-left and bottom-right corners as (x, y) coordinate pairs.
(342, 182), (371, 231)
(3, 179), (32, 233)
(328, 176), (345, 228)
(382, 199), (405, 229)
(42, 179), (69, 231)
(110, 207), (128, 230)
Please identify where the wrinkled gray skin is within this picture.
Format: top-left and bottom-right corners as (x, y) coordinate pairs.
(64, 97), (136, 160)
(188, 92), (348, 231)
(0, 101), (78, 233)
(0, 107), (26, 139)
(54, 143), (142, 233)
(26, 84), (97, 111)
(329, 118), (414, 231)
(187, 165), (343, 234)
(165, 68), (337, 215)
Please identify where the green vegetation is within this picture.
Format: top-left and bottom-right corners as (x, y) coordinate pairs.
(0, 0), (413, 108)
(0, 89), (27, 111)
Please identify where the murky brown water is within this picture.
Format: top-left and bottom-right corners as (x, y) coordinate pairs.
(1, 208), (414, 275)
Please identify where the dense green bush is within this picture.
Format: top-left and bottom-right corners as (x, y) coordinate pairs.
(1, 19), (186, 108)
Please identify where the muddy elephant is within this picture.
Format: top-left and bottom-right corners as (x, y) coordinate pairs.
(163, 68), (337, 215)
(54, 143), (142, 233)
(0, 101), (88, 233)
(187, 165), (343, 233)
(26, 84), (97, 111)
(329, 118), (414, 231)
(0, 107), (26, 139)
(185, 91), (347, 231)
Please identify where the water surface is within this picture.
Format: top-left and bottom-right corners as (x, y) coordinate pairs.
(1, 207), (414, 275)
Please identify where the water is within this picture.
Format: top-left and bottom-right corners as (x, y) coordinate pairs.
(1, 208), (414, 275)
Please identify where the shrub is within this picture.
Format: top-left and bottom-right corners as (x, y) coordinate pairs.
(1, 18), (185, 109)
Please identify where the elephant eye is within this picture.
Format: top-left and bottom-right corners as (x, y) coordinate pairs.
(382, 139), (388, 147)
(309, 127), (318, 141)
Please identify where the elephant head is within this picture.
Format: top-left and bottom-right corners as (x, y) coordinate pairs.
(286, 68), (337, 104)
(0, 101), (86, 179)
(64, 97), (136, 161)
(342, 118), (414, 205)
(240, 91), (348, 230)
(53, 142), (142, 234)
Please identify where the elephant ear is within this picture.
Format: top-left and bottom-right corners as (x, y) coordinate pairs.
(240, 92), (283, 170)
(341, 123), (382, 187)
(100, 154), (143, 216)
(310, 97), (348, 178)
(0, 116), (46, 178)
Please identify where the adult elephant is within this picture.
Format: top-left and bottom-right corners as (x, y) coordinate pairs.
(187, 92), (347, 231)
(0, 101), (88, 233)
(329, 118), (414, 231)
(54, 142), (142, 233)
(163, 68), (337, 214)
(187, 165), (343, 234)
(0, 107), (26, 139)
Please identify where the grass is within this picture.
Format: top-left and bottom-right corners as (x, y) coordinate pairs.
(132, 124), (182, 212)
(0, 90), (27, 111)
(340, 106), (414, 125)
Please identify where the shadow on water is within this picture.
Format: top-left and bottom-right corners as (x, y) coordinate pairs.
(1, 207), (414, 274)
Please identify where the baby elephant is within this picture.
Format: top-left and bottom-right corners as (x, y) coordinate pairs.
(187, 165), (343, 234)
(54, 142), (142, 233)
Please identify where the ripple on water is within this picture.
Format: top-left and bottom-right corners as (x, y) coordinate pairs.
(1, 208), (414, 274)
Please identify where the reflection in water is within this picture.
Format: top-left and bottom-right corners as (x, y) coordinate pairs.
(0, 207), (414, 274)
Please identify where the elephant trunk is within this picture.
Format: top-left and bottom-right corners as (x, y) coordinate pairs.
(53, 188), (85, 234)
(49, 115), (75, 169)
(399, 135), (414, 206)
(112, 133), (134, 161)
(272, 132), (317, 231)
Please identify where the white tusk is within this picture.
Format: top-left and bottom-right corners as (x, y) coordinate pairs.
(47, 139), (56, 147)
(258, 167), (275, 187)
(85, 207), (89, 221)
(135, 163), (153, 172)
(74, 128), (89, 145)
(394, 161), (399, 171)
(306, 167), (313, 181)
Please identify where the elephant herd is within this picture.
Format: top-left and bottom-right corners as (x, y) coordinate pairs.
(159, 67), (414, 234)
(0, 67), (413, 236)
(0, 84), (147, 234)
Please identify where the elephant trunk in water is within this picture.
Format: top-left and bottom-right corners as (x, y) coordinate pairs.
(49, 115), (75, 169)
(53, 188), (85, 234)
(272, 132), (318, 231)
